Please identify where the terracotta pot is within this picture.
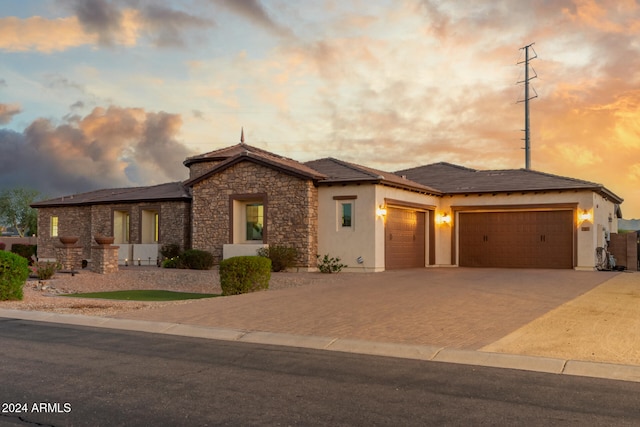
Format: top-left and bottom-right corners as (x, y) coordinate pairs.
(94, 236), (115, 245)
(59, 236), (79, 245)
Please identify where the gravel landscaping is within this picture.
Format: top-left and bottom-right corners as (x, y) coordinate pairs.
(0, 266), (345, 317)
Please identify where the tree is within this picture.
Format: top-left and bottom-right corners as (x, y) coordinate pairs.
(0, 188), (41, 237)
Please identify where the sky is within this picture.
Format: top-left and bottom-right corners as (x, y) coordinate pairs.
(1, 0), (640, 218)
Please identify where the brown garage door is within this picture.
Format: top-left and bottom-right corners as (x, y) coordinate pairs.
(458, 210), (574, 269)
(385, 208), (425, 269)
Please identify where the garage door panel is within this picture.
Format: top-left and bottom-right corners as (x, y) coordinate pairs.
(385, 208), (425, 269)
(459, 210), (574, 269)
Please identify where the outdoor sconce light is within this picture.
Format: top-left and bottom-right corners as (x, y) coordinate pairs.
(437, 212), (451, 225)
(124, 258), (128, 267)
(138, 258), (141, 266)
(608, 213), (613, 223)
(579, 210), (593, 223)
(376, 205), (387, 217)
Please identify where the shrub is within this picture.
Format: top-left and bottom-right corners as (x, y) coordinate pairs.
(160, 243), (181, 259)
(162, 257), (179, 268)
(11, 244), (37, 264)
(317, 254), (347, 273)
(30, 260), (61, 280)
(0, 242), (5, 251)
(256, 245), (298, 272)
(0, 251), (28, 300)
(219, 256), (271, 296)
(178, 249), (214, 270)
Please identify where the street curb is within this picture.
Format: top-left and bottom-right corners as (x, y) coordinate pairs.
(2, 308), (639, 383)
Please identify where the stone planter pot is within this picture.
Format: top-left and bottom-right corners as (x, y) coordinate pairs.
(59, 236), (79, 245)
(94, 236), (115, 245)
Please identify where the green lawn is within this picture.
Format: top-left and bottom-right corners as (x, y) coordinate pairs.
(62, 290), (220, 301)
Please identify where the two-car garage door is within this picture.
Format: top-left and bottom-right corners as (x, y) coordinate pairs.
(458, 210), (574, 269)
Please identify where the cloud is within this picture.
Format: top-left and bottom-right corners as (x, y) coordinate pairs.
(0, 106), (195, 197)
(213, 0), (291, 37)
(0, 16), (95, 53)
(139, 4), (213, 47)
(0, 1), (212, 52)
(71, 0), (123, 45)
(0, 104), (22, 124)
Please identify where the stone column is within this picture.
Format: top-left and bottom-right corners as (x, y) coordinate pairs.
(90, 245), (119, 274)
(54, 245), (83, 271)
(54, 236), (83, 272)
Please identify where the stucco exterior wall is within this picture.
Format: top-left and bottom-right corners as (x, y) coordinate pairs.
(317, 185), (378, 272)
(440, 190), (615, 270)
(317, 184), (440, 272)
(190, 161), (318, 267)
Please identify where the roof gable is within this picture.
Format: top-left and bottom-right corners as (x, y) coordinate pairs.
(184, 150), (327, 187)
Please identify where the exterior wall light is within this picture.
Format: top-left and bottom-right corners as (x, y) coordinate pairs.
(437, 212), (451, 225)
(578, 209), (592, 223)
(376, 205), (387, 217)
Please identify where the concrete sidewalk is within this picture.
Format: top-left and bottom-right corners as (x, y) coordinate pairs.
(2, 268), (640, 383)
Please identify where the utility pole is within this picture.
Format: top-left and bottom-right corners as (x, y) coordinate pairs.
(517, 43), (538, 170)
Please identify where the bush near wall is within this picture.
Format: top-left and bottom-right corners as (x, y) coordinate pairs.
(256, 245), (298, 272)
(0, 242), (5, 251)
(219, 256), (271, 296)
(0, 251), (28, 301)
(10, 244), (37, 264)
(178, 249), (214, 270)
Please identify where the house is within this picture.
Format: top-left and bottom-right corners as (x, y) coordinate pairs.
(32, 142), (624, 271)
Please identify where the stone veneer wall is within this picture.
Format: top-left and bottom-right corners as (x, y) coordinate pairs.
(191, 161), (319, 267)
(188, 160), (224, 180)
(160, 201), (191, 251)
(37, 206), (92, 259)
(36, 201), (191, 261)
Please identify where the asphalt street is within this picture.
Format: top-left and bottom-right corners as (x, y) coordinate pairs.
(2, 318), (640, 426)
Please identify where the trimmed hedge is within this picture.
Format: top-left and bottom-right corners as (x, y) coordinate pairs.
(178, 249), (214, 270)
(219, 256), (271, 296)
(0, 251), (28, 301)
(256, 245), (298, 272)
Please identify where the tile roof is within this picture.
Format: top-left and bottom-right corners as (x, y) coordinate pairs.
(31, 182), (191, 208)
(184, 148), (327, 187)
(305, 158), (441, 194)
(396, 162), (624, 203)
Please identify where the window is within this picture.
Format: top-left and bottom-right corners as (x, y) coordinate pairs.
(113, 210), (130, 244)
(245, 203), (264, 241)
(50, 216), (59, 237)
(341, 203), (352, 227)
(141, 209), (159, 243)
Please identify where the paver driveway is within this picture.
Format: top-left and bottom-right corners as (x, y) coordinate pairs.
(112, 268), (616, 350)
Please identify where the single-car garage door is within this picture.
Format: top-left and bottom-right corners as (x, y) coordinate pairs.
(385, 207), (425, 269)
(458, 210), (574, 269)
